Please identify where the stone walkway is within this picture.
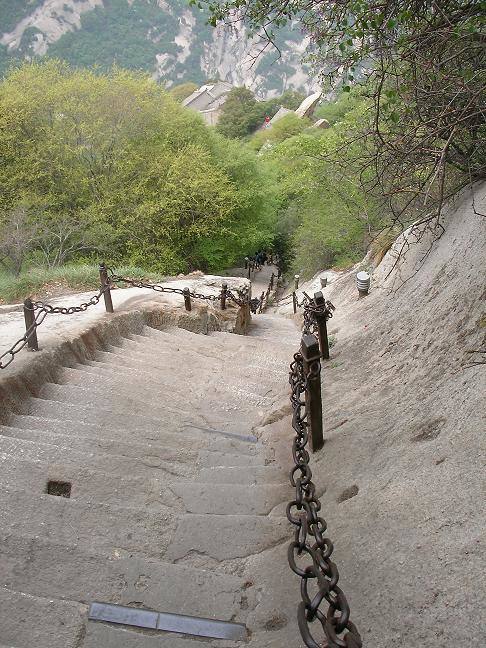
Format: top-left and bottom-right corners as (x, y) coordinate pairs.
(0, 265), (306, 647)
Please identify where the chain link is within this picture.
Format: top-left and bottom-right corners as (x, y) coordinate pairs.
(0, 287), (105, 369)
(296, 292), (335, 336)
(287, 299), (361, 648)
(108, 270), (254, 306)
(1, 270), (250, 370)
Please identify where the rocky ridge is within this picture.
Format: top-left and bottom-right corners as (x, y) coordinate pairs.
(0, 0), (316, 96)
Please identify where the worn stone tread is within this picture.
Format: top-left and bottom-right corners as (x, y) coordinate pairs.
(171, 482), (290, 516)
(39, 377), (275, 415)
(19, 399), (254, 442)
(0, 433), (192, 481)
(0, 447), (283, 514)
(83, 624), (208, 648)
(0, 488), (176, 558)
(0, 453), (180, 509)
(62, 361), (283, 401)
(0, 588), (87, 648)
(0, 423), (191, 463)
(166, 514), (290, 562)
(0, 488), (289, 561)
(143, 325), (295, 355)
(9, 414), (258, 454)
(0, 423), (267, 466)
(0, 533), (250, 622)
(197, 465), (287, 485)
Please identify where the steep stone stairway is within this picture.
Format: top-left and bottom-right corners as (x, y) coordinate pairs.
(0, 292), (305, 646)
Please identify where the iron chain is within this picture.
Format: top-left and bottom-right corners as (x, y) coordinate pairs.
(296, 292), (335, 336)
(287, 300), (361, 648)
(1, 271), (249, 370)
(0, 286), (105, 369)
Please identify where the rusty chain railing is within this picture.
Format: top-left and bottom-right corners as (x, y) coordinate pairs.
(0, 263), (251, 370)
(287, 293), (361, 648)
(0, 288), (107, 369)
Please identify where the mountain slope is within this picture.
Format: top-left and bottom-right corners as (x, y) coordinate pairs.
(0, 0), (314, 95)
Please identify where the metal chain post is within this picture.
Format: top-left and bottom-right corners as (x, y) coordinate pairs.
(99, 263), (114, 313)
(313, 291), (330, 360)
(183, 288), (192, 311)
(300, 333), (323, 452)
(221, 283), (227, 310)
(23, 298), (39, 351)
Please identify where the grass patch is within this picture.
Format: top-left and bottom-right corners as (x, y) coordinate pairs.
(0, 264), (165, 304)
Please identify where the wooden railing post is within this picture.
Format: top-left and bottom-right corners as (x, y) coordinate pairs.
(23, 298), (39, 351)
(258, 290), (265, 313)
(99, 263), (114, 313)
(183, 288), (192, 311)
(270, 273), (274, 290)
(301, 333), (323, 452)
(221, 283), (227, 310)
(313, 291), (330, 360)
(293, 292), (297, 314)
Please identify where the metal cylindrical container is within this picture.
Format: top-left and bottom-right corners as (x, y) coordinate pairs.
(356, 271), (371, 294)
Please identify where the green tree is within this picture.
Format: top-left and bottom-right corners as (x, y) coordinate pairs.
(216, 87), (261, 139)
(0, 60), (280, 274)
(249, 113), (311, 151)
(170, 82), (198, 102)
(259, 97), (383, 276)
(208, 0), (486, 240)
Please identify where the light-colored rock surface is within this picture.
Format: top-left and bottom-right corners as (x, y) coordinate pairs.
(313, 117), (330, 128)
(276, 183), (486, 646)
(294, 90), (322, 118)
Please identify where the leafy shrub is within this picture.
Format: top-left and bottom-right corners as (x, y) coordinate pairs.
(0, 61), (278, 277)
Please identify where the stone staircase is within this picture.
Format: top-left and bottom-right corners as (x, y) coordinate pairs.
(0, 310), (306, 647)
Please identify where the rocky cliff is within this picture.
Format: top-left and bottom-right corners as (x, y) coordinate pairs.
(0, 0), (316, 96)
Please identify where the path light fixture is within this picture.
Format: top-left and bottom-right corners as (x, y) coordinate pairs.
(356, 271), (371, 296)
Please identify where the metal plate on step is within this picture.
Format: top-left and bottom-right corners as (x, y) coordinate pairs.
(89, 603), (157, 629)
(89, 602), (248, 641)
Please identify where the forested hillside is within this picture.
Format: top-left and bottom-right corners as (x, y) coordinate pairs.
(0, 0), (312, 95)
(0, 62), (279, 282)
(0, 59), (381, 302)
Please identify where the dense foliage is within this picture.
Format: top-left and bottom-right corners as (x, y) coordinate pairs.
(48, 0), (180, 74)
(216, 87), (305, 138)
(257, 94), (383, 275)
(0, 61), (277, 276)
(208, 0), (486, 240)
(170, 82), (199, 102)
